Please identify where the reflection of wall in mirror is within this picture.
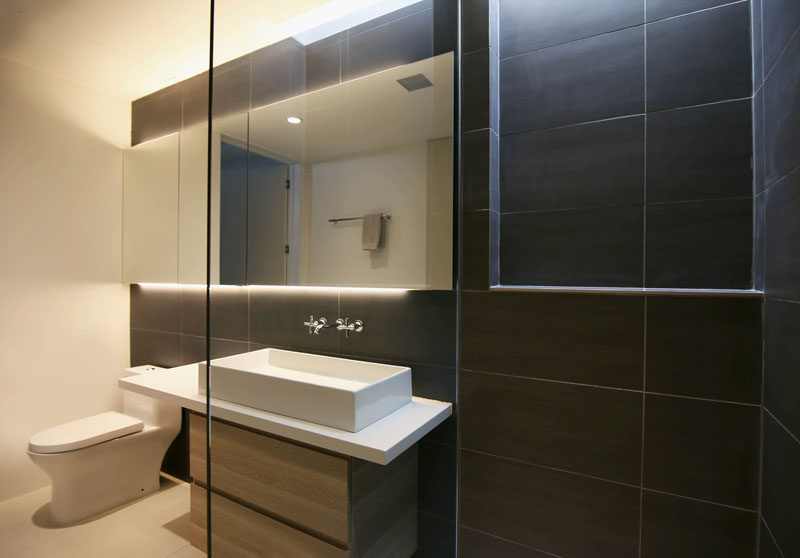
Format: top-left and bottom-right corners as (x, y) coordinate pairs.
(304, 138), (452, 288)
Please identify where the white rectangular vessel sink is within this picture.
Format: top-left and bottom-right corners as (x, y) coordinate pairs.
(198, 349), (411, 432)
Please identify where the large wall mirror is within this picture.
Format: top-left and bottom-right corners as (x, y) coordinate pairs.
(123, 51), (454, 289)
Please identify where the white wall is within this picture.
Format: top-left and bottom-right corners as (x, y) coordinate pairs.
(307, 144), (429, 287)
(0, 57), (130, 502)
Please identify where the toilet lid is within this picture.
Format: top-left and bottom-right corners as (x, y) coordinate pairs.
(28, 411), (144, 454)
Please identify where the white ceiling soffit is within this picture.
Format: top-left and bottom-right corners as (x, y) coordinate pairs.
(0, 0), (425, 102)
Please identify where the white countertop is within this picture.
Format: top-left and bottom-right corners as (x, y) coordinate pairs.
(119, 364), (452, 465)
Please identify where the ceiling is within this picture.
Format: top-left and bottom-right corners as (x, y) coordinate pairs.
(0, 0), (415, 102)
(240, 52), (454, 164)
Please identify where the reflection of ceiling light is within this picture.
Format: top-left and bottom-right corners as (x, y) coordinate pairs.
(287, 116), (302, 124)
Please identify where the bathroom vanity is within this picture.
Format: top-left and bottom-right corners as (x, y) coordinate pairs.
(119, 356), (451, 558)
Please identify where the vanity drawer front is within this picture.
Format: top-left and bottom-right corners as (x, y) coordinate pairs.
(189, 414), (349, 544)
(191, 484), (347, 558)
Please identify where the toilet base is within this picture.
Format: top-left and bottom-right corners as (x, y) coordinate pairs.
(28, 424), (176, 525)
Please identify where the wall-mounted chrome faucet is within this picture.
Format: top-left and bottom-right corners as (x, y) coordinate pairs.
(335, 318), (364, 337)
(302, 315), (364, 336)
(303, 315), (332, 335)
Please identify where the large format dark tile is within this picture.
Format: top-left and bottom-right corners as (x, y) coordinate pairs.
(462, 210), (491, 290)
(641, 491), (758, 558)
(755, 88), (765, 193)
(646, 2), (752, 112)
(418, 511), (456, 558)
(346, 0), (432, 37)
(501, 116), (644, 212)
(501, 26), (644, 134)
(462, 129), (498, 211)
(343, 8), (433, 82)
(753, 0), (764, 87)
(251, 39), (306, 108)
(761, 412), (800, 558)
(211, 56), (251, 118)
(462, 0), (493, 54)
(462, 48), (495, 133)
(248, 287), (339, 353)
(305, 39), (341, 92)
(501, 205), (644, 287)
(762, 0), (800, 74)
(461, 371), (643, 483)
(645, 296), (762, 404)
(181, 72), (209, 130)
(130, 329), (182, 368)
(460, 450), (640, 558)
(131, 85), (182, 145)
(755, 192), (766, 291)
(418, 441), (457, 518)
(459, 527), (553, 558)
(759, 520), (783, 558)
(764, 28), (800, 187)
(181, 287), (249, 341)
(433, 0), (459, 56)
(339, 290), (456, 366)
(765, 167), (800, 301)
(499, 0), (643, 59)
(646, 0), (736, 22)
(461, 291), (644, 389)
(646, 100), (752, 203)
(764, 299), (800, 438)
(645, 198), (753, 289)
(180, 335), (250, 364)
(643, 394), (761, 509)
(130, 284), (181, 333)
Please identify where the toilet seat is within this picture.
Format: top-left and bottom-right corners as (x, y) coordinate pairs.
(28, 411), (144, 454)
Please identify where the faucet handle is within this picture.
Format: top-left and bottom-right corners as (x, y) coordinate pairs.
(303, 315), (316, 334)
(335, 318), (364, 337)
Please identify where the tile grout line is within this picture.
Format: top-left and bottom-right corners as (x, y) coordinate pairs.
(760, 516), (786, 558)
(461, 367), (762, 407)
(764, 407), (800, 447)
(500, 194), (755, 217)
(462, 447), (762, 513)
(501, 96), (752, 139)
(638, 286), (648, 558)
(460, 525), (565, 558)
(761, 160), (800, 195)
(762, 20), (800, 84)
(499, 0), (747, 62)
(755, 296), (766, 555)
(643, 0), (648, 294)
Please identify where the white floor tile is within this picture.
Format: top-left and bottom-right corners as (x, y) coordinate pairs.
(0, 477), (192, 558)
(3, 536), (91, 558)
(166, 545), (206, 558)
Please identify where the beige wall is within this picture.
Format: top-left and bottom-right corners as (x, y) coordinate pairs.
(0, 57), (130, 502)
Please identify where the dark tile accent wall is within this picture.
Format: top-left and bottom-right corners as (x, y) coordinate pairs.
(641, 491), (758, 558)
(497, 0), (754, 288)
(459, 3), (764, 555)
(759, 0), (800, 554)
(130, 285), (458, 556)
(131, 0), (453, 145)
(458, 290), (762, 557)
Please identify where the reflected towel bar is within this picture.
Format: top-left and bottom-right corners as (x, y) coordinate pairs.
(329, 213), (392, 224)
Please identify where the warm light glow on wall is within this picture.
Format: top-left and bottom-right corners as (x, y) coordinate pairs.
(136, 283), (410, 295)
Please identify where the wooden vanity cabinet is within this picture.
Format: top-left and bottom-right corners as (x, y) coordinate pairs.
(188, 413), (417, 558)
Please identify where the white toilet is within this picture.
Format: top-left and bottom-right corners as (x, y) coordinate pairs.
(27, 365), (181, 525)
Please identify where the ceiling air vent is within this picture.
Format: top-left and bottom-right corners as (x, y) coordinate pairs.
(396, 73), (433, 92)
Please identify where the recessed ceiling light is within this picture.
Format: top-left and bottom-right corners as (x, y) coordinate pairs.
(286, 116), (302, 124)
